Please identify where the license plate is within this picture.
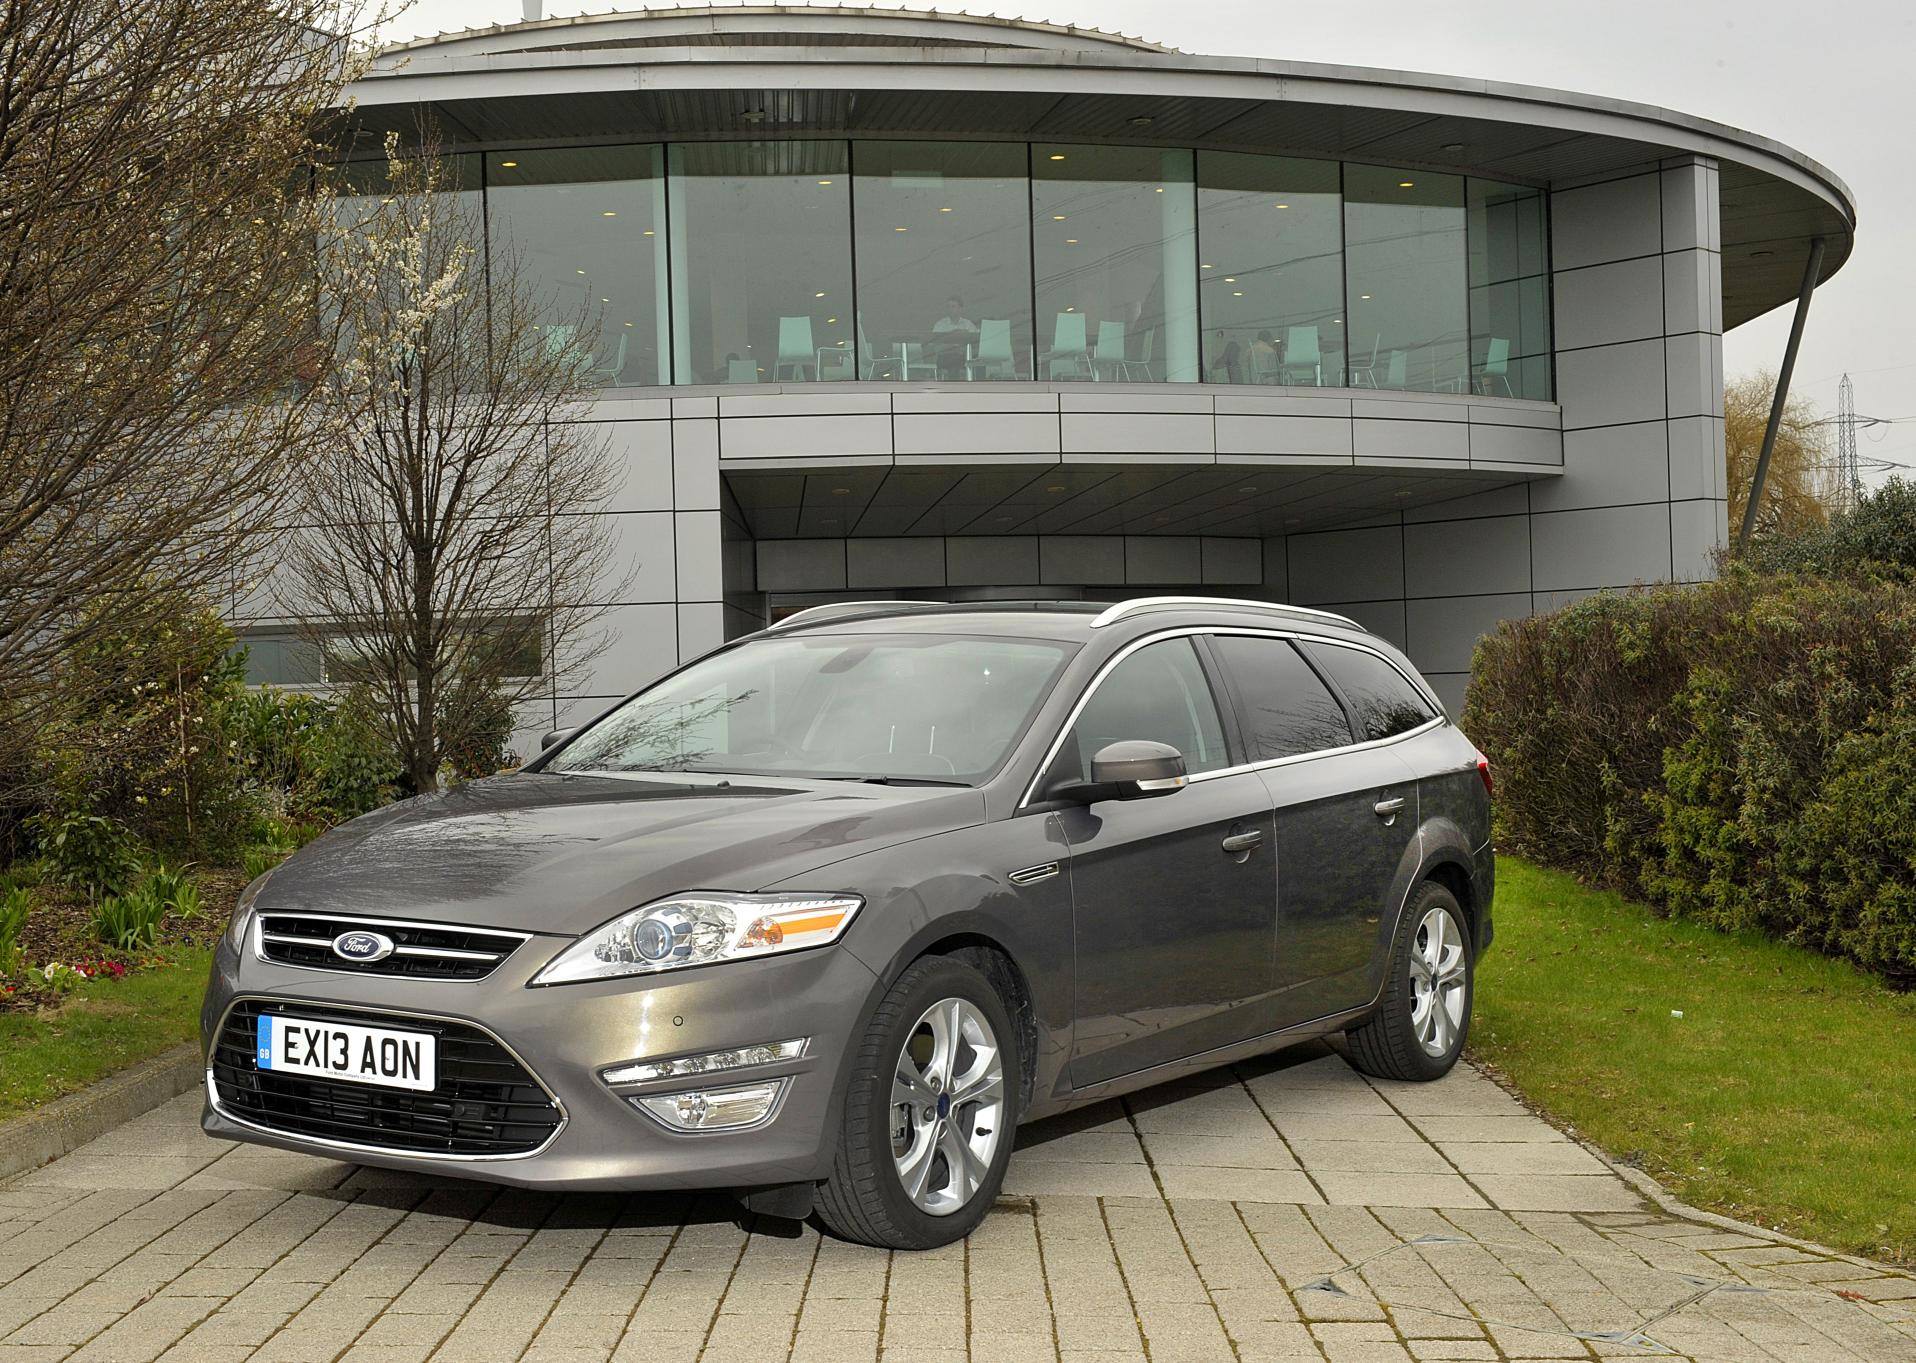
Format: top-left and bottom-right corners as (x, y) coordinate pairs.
(256, 1015), (437, 1092)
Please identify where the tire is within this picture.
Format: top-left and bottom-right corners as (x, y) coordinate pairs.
(1343, 880), (1473, 1082)
(813, 955), (1020, 1249)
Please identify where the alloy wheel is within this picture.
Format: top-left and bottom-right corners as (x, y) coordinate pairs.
(1408, 905), (1467, 1058)
(890, 996), (1006, 1216)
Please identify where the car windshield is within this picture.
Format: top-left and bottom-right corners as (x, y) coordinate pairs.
(548, 632), (1076, 784)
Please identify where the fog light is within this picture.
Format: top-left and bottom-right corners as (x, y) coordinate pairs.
(634, 1079), (785, 1131)
(601, 1038), (808, 1086)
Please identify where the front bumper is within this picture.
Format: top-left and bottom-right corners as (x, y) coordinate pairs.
(199, 925), (880, 1192)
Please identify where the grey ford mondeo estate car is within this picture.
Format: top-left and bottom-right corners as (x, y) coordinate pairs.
(203, 597), (1493, 1249)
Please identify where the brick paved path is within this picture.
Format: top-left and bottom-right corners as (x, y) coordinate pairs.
(3, 1045), (1911, 1362)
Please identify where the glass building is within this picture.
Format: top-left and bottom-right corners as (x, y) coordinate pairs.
(266, 6), (1849, 739)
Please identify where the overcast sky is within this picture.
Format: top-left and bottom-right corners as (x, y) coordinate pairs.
(387, 0), (1916, 479)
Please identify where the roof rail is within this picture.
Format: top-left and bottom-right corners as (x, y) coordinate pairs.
(1088, 595), (1361, 631)
(767, 600), (945, 631)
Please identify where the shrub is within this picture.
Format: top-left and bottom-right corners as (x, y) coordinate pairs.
(90, 884), (167, 951)
(222, 682), (401, 824)
(33, 595), (256, 860)
(0, 885), (28, 972)
(1466, 568), (1916, 983)
(30, 810), (145, 900)
(1746, 476), (1916, 579)
(439, 681), (517, 782)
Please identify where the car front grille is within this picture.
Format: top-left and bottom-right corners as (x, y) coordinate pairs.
(255, 913), (526, 981)
(210, 1000), (563, 1157)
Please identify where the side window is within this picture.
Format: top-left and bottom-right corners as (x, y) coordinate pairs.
(1054, 638), (1229, 785)
(1210, 636), (1353, 760)
(1301, 642), (1437, 743)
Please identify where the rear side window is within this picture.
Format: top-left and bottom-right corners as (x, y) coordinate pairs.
(1054, 638), (1230, 784)
(1209, 636), (1353, 760)
(1301, 642), (1437, 742)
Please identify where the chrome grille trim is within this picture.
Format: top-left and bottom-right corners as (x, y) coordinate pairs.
(253, 912), (530, 981)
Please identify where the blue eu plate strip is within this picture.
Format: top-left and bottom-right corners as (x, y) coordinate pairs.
(256, 1016), (274, 1069)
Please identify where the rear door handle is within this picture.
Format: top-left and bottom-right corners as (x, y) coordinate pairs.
(1373, 797), (1406, 817)
(1220, 829), (1264, 854)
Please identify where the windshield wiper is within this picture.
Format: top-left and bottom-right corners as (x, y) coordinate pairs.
(823, 775), (970, 787)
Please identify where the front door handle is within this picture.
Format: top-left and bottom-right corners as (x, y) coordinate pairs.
(1220, 829), (1264, 855)
(1373, 796), (1407, 818)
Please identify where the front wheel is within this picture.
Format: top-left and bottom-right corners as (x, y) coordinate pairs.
(814, 956), (1020, 1248)
(1344, 880), (1473, 1082)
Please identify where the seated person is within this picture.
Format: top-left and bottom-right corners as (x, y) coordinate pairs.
(931, 295), (977, 377)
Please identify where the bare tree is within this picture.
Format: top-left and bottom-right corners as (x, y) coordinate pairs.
(283, 136), (625, 793)
(0, 0), (374, 790)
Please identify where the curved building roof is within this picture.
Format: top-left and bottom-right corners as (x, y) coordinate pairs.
(353, 5), (1853, 329)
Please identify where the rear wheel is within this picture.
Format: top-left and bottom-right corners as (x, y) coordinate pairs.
(1344, 880), (1472, 1082)
(814, 956), (1019, 1248)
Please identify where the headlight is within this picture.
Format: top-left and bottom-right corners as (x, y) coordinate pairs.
(529, 892), (862, 986)
(227, 871), (274, 952)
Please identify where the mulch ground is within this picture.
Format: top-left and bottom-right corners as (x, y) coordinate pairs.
(1, 868), (243, 1014)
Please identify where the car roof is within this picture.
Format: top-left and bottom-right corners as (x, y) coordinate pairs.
(760, 597), (1375, 646)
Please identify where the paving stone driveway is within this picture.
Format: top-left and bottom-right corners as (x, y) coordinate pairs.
(3, 1044), (1911, 1363)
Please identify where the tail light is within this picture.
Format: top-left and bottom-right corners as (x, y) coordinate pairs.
(1475, 755), (1494, 799)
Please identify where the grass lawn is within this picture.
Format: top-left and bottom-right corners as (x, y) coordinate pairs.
(0, 947), (212, 1122)
(1473, 857), (1916, 1266)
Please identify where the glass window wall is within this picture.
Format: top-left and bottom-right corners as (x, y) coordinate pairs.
(1468, 180), (1552, 400)
(1197, 152), (1345, 387)
(669, 141), (854, 384)
(354, 140), (1552, 401)
(488, 145), (665, 388)
(1033, 145), (1199, 383)
(852, 141), (1033, 382)
(1344, 165), (1470, 394)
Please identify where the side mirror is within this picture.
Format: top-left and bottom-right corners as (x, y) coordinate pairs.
(540, 727), (578, 751)
(1054, 740), (1188, 804)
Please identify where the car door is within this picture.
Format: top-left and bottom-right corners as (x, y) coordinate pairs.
(1039, 636), (1278, 1087)
(1208, 633), (1425, 1027)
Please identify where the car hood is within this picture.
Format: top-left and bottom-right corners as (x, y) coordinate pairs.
(255, 771), (985, 935)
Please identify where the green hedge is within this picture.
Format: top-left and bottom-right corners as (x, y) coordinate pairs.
(1464, 568), (1916, 984)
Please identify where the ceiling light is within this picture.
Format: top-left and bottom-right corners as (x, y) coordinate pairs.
(1274, 202), (1289, 209)
(1442, 142), (1466, 152)
(940, 206), (953, 212)
(1049, 153), (1066, 161)
(1232, 291), (1244, 297)
(576, 268), (585, 275)
(642, 229), (654, 236)
(815, 291), (827, 298)
(1130, 115), (1155, 127)
(623, 321), (633, 327)
(1154, 187), (1164, 193)
(1360, 294), (1372, 300)
(1751, 248), (1775, 258)
(1398, 180), (1415, 188)
(895, 226), (908, 232)
(602, 210), (617, 217)
(500, 160), (518, 168)
(1046, 484), (1066, 493)
(826, 317), (837, 323)
(1053, 214), (1067, 221)
(1224, 277), (1236, 283)
(1240, 485), (1257, 492)
(816, 179), (832, 186)
(1065, 238), (1078, 244)
(600, 297), (609, 303)
(831, 487), (851, 495)
(1202, 263), (1213, 270)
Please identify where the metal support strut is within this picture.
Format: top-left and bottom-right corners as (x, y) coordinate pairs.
(1737, 236), (1827, 552)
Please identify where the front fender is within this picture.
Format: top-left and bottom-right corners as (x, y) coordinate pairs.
(762, 814), (1075, 1130)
